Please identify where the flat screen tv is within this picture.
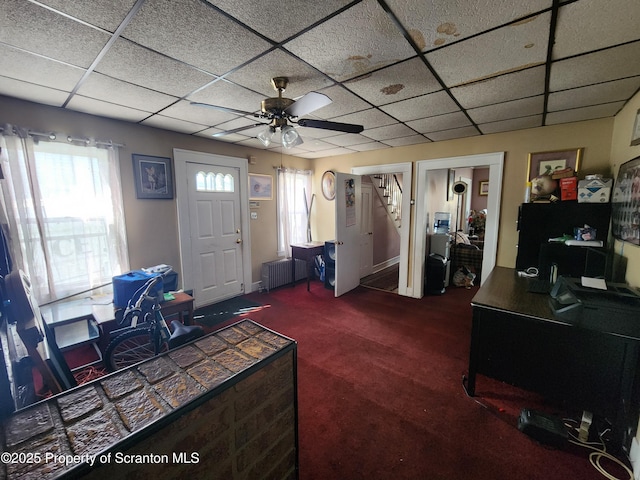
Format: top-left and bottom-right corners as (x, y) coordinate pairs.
(611, 155), (640, 245)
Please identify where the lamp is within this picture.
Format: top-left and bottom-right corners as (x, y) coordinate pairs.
(281, 125), (303, 149)
(257, 125), (276, 147)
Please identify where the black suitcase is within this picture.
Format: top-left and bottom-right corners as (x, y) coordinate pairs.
(425, 253), (447, 295)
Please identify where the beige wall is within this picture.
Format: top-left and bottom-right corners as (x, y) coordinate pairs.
(0, 95), (308, 287)
(610, 91), (640, 287)
(312, 118), (614, 274)
(5, 93), (638, 290)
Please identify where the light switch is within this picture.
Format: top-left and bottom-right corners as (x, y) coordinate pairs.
(251, 212), (258, 220)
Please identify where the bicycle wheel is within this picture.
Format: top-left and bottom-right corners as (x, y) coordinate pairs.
(104, 328), (168, 372)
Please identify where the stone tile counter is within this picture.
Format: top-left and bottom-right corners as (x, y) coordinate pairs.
(1, 320), (298, 480)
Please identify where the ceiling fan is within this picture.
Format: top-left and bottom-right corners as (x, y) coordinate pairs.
(190, 77), (364, 149)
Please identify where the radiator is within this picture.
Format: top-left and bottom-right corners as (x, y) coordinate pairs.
(261, 258), (308, 292)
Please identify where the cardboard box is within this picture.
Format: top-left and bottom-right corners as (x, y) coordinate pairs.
(559, 176), (577, 201)
(578, 177), (612, 203)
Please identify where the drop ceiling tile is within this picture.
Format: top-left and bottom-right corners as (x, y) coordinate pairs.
(548, 77), (640, 112)
(297, 138), (341, 151)
(122, 0), (272, 75)
(427, 126), (480, 142)
(1, 0), (111, 68)
(550, 42), (640, 91)
(450, 65), (546, 109)
(426, 12), (550, 88)
(77, 73), (179, 112)
(161, 100), (241, 127)
(38, 0), (137, 31)
(344, 58), (442, 106)
(361, 123), (416, 141)
(546, 102), (626, 125)
(467, 95), (544, 124)
(0, 77), (68, 107)
(0, 45), (85, 92)
(386, 0), (552, 52)
(323, 134), (373, 147)
(66, 96), (151, 123)
(380, 90), (458, 122)
(478, 114), (542, 134)
(382, 135), (431, 147)
(553, 0), (640, 60)
(313, 85), (371, 119)
(406, 111), (471, 133)
(206, 0), (354, 43)
(225, 50), (334, 99)
(298, 147), (356, 159)
(349, 142), (390, 152)
(211, 116), (267, 134)
(284, 0), (416, 82)
(330, 108), (396, 131)
(141, 114), (209, 134)
(95, 39), (216, 97)
(195, 128), (248, 143)
(188, 80), (266, 115)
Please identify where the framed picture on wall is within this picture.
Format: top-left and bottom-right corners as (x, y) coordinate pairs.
(132, 154), (173, 199)
(479, 180), (489, 196)
(526, 148), (583, 182)
(249, 173), (273, 200)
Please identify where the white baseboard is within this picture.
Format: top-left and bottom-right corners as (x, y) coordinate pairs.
(372, 255), (400, 274)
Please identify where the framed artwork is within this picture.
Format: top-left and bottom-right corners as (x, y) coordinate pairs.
(526, 148), (583, 182)
(611, 155), (640, 246)
(132, 154), (173, 199)
(249, 173), (273, 200)
(321, 170), (336, 200)
(479, 180), (489, 196)
(631, 109), (640, 146)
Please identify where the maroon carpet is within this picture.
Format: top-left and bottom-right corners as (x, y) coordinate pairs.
(236, 281), (627, 480)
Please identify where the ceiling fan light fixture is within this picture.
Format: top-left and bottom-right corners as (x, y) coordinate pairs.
(281, 125), (302, 149)
(257, 125), (276, 147)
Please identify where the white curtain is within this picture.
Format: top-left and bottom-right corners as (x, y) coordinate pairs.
(0, 128), (129, 303)
(277, 168), (312, 257)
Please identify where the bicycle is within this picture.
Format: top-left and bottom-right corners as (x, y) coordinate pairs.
(104, 275), (204, 372)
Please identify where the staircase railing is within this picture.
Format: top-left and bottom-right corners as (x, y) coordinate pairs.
(372, 174), (402, 228)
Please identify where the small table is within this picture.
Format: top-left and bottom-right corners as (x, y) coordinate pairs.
(291, 242), (325, 291)
(160, 292), (194, 325)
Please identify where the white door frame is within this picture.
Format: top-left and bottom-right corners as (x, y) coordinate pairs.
(413, 152), (504, 297)
(352, 162), (412, 297)
(173, 148), (252, 298)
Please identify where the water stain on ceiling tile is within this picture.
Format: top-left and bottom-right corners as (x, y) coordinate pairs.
(434, 22), (461, 47)
(381, 84), (404, 95)
(408, 29), (426, 50)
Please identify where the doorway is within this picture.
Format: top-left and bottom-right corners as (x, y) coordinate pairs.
(413, 152), (504, 297)
(174, 149), (252, 308)
(352, 162), (412, 297)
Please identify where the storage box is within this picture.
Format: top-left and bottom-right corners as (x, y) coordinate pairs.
(559, 177), (577, 201)
(113, 270), (163, 308)
(578, 177), (612, 203)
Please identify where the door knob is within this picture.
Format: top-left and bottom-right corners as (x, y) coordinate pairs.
(236, 238), (242, 244)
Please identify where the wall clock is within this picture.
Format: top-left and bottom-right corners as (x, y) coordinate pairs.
(321, 170), (336, 200)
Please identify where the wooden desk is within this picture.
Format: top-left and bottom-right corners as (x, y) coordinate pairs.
(467, 266), (640, 453)
(160, 292), (194, 325)
(291, 242), (324, 291)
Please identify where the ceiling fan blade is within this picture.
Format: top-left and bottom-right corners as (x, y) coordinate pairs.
(190, 102), (258, 117)
(297, 118), (364, 134)
(284, 92), (332, 117)
(211, 123), (267, 137)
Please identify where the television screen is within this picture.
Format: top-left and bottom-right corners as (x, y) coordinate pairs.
(611, 155), (640, 245)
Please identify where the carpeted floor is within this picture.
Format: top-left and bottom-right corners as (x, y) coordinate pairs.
(360, 263), (399, 292)
(238, 281), (623, 480)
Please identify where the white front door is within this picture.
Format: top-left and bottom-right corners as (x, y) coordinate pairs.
(186, 162), (244, 307)
(360, 182), (374, 278)
(335, 172), (362, 297)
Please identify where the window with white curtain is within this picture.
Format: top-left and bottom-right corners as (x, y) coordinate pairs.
(277, 168), (312, 257)
(0, 132), (129, 303)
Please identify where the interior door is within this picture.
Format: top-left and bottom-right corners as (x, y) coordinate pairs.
(186, 162), (244, 307)
(360, 182), (374, 278)
(335, 172), (362, 297)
